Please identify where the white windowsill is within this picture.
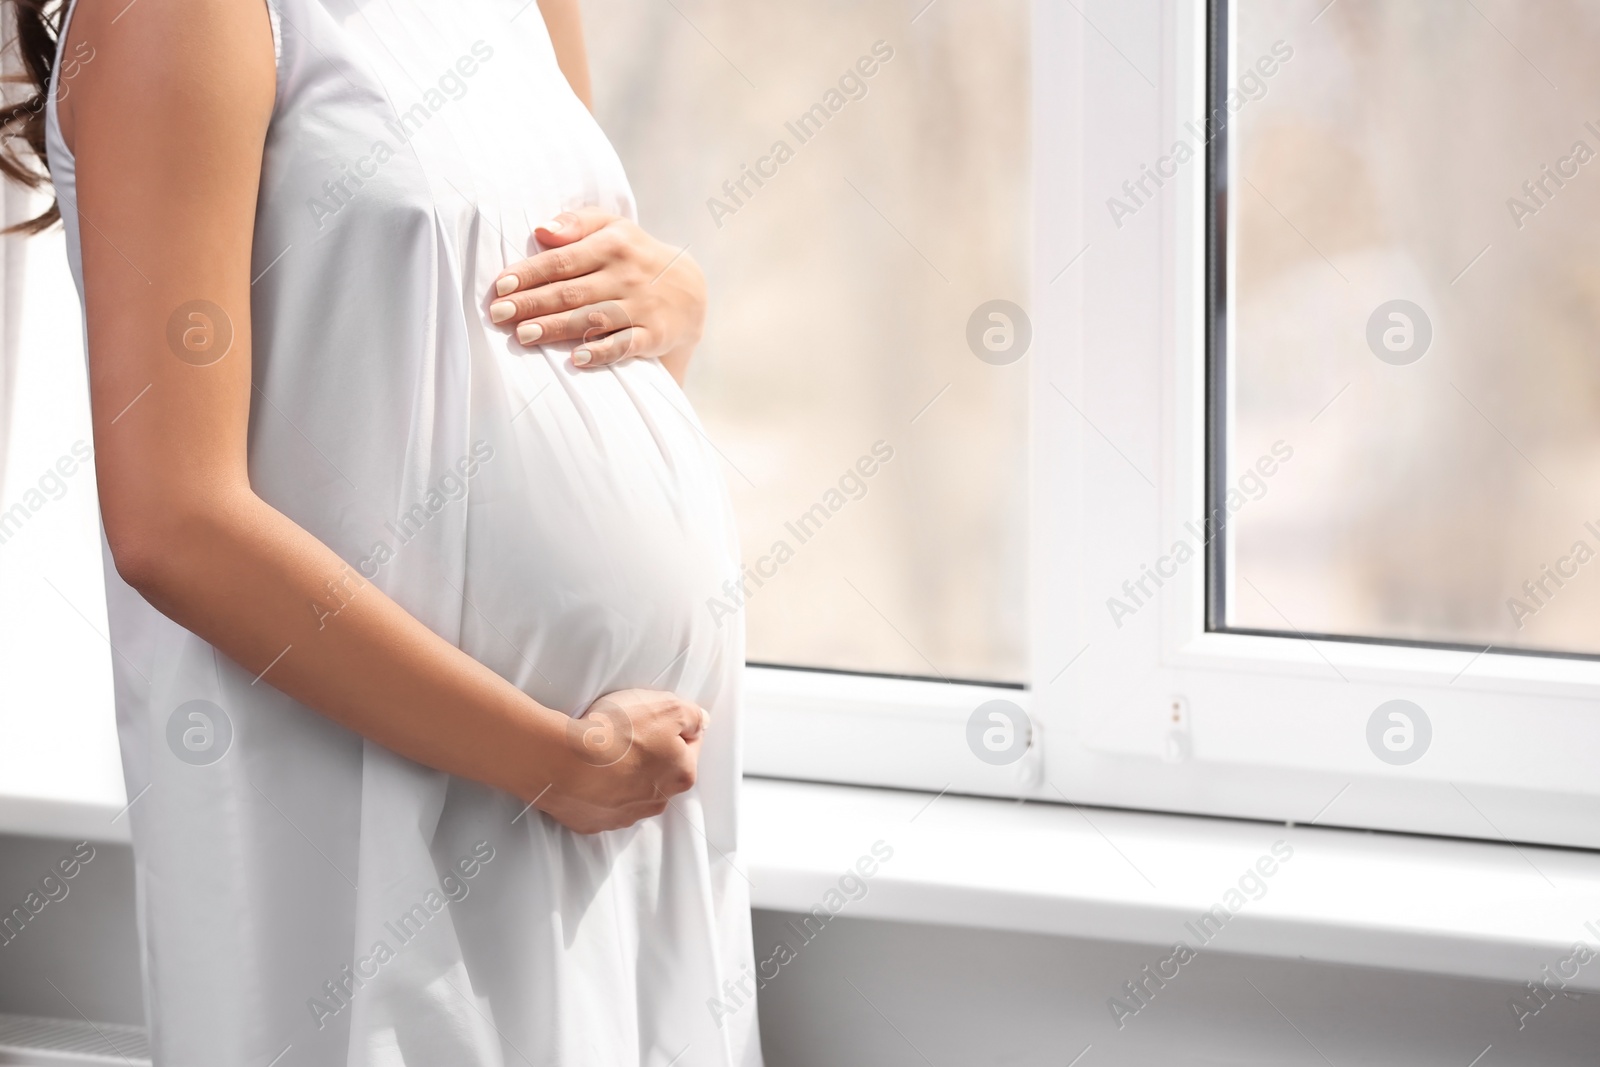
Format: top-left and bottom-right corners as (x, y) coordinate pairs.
(5, 752), (1598, 992)
(740, 777), (1600, 991)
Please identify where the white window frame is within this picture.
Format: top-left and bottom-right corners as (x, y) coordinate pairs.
(748, 0), (1600, 852)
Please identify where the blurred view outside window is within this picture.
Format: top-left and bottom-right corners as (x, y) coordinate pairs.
(1223, 0), (1600, 657)
(582, 0), (1031, 683)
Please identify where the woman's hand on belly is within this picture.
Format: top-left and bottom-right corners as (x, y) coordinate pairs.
(535, 688), (709, 834)
(487, 208), (706, 382)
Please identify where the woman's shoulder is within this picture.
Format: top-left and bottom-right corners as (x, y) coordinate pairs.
(57, 0), (277, 159)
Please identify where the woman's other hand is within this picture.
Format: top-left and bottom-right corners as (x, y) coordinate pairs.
(535, 688), (709, 834)
(488, 208), (705, 381)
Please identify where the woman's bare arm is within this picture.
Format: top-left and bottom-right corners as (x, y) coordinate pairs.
(537, 0), (593, 108)
(60, 0), (699, 829)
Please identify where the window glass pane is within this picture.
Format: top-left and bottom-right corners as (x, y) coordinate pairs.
(0, 225), (112, 777)
(582, 0), (1030, 682)
(1222, 0), (1600, 656)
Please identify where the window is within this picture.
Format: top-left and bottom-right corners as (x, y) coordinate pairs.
(1218, 0), (1600, 660)
(8, 0), (1599, 852)
(582, 0), (1030, 685)
(0, 197), (116, 806)
(1027, 0), (1600, 852)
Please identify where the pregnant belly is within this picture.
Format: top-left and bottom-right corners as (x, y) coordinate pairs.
(461, 356), (741, 714)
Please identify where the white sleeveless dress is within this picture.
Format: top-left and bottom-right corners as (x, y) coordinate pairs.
(45, 2), (761, 1064)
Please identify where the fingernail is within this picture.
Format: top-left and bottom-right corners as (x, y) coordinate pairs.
(573, 348), (592, 366)
(495, 275), (518, 297)
(517, 322), (543, 345)
(539, 217), (565, 233)
(489, 300), (516, 324)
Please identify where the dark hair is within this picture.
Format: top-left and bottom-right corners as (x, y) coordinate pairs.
(1, 0), (62, 234)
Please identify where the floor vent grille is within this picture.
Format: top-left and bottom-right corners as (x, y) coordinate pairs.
(0, 1013), (150, 1066)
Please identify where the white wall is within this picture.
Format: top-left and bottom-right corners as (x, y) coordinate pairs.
(2, 835), (1596, 1064)
(0, 835), (141, 1025)
(751, 910), (1598, 1066)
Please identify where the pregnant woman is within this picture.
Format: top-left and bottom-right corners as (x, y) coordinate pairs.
(7, 0), (761, 1062)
